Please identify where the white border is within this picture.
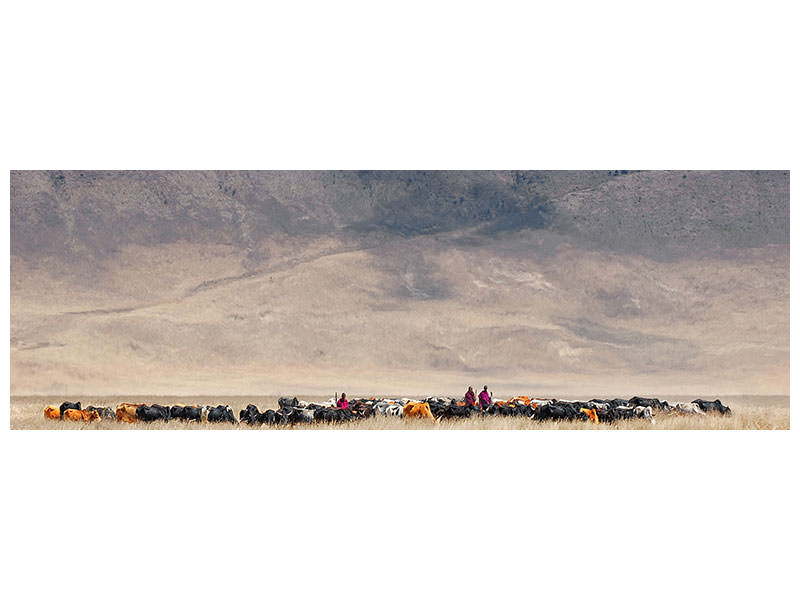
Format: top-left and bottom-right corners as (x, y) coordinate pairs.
(2, 3), (796, 600)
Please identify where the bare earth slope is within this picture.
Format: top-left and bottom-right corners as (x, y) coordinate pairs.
(10, 171), (789, 397)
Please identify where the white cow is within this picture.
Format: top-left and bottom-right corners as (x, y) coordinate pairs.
(675, 402), (703, 415)
(633, 406), (656, 424)
(386, 405), (403, 417)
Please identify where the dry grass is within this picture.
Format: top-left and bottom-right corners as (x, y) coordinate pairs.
(9, 395), (789, 430)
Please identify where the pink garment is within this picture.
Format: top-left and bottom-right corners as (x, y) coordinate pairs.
(478, 390), (491, 408)
(337, 397), (349, 409)
(464, 390), (476, 406)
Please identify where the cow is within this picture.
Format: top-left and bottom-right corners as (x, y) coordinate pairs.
(595, 405), (620, 423)
(692, 398), (731, 415)
(385, 404), (404, 417)
(116, 403), (144, 423)
(403, 402), (434, 420)
(532, 402), (586, 422)
(425, 399), (449, 419)
(239, 404), (263, 426)
(171, 405), (203, 422)
(58, 401), (81, 419)
(509, 396), (533, 405)
(349, 400), (375, 419)
(372, 401), (392, 415)
(206, 405), (237, 424)
(628, 396), (671, 411)
(184, 406), (203, 422)
(375, 402), (404, 417)
(273, 407), (310, 425)
(675, 402), (703, 415)
(507, 401), (533, 417)
(437, 403), (475, 420)
(258, 409), (277, 425)
(62, 408), (101, 422)
(136, 404), (171, 423)
(580, 408), (599, 423)
(85, 406), (114, 419)
(44, 405), (60, 420)
(278, 397), (300, 410)
(170, 405), (195, 421)
(633, 406), (656, 424)
(273, 409), (292, 426)
(296, 408), (316, 424)
(314, 407), (347, 423)
(487, 401), (518, 416)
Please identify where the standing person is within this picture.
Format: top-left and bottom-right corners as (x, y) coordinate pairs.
(337, 393), (349, 410)
(464, 386), (476, 407)
(478, 386), (492, 410)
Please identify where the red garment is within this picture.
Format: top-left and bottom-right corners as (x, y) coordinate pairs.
(464, 390), (476, 406)
(478, 390), (491, 408)
(337, 397), (349, 409)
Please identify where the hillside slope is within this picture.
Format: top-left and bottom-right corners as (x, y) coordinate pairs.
(10, 171), (789, 396)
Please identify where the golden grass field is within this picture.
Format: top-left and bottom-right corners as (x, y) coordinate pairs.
(9, 394), (789, 430)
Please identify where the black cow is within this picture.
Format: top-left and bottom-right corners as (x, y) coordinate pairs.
(85, 406), (114, 419)
(170, 405), (188, 420)
(314, 407), (347, 423)
(137, 404), (170, 422)
(595, 406), (619, 423)
(168, 405), (202, 421)
(349, 400), (374, 419)
(691, 398), (731, 415)
(533, 402), (586, 421)
(599, 406), (642, 422)
(508, 402), (533, 417)
(294, 408), (316, 424)
(272, 407), (307, 425)
(259, 409), (277, 425)
(273, 408), (292, 425)
(239, 404), (263, 426)
(426, 400), (445, 418)
(628, 396), (671, 411)
(439, 404), (476, 419)
(278, 397), (300, 410)
(59, 401), (81, 419)
(611, 398), (629, 407)
(207, 405), (236, 424)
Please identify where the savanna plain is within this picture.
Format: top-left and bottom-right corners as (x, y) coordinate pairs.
(10, 395), (789, 430)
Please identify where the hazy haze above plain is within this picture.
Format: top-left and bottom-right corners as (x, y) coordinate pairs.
(10, 170), (789, 397)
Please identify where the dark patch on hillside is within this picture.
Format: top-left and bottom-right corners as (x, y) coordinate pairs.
(10, 170), (789, 262)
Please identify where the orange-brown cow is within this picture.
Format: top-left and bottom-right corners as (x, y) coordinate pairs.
(44, 405), (61, 420)
(510, 396), (532, 405)
(62, 408), (101, 422)
(580, 408), (599, 424)
(403, 402), (434, 420)
(116, 403), (144, 423)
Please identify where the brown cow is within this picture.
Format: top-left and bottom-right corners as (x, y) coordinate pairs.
(116, 403), (145, 423)
(44, 405), (60, 420)
(580, 408), (599, 424)
(62, 408), (101, 422)
(403, 402), (434, 420)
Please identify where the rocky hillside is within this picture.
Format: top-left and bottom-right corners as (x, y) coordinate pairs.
(9, 171), (789, 396)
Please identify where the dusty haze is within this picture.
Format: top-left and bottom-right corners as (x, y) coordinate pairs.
(9, 170), (789, 397)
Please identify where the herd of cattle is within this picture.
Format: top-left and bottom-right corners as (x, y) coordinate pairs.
(42, 395), (732, 426)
